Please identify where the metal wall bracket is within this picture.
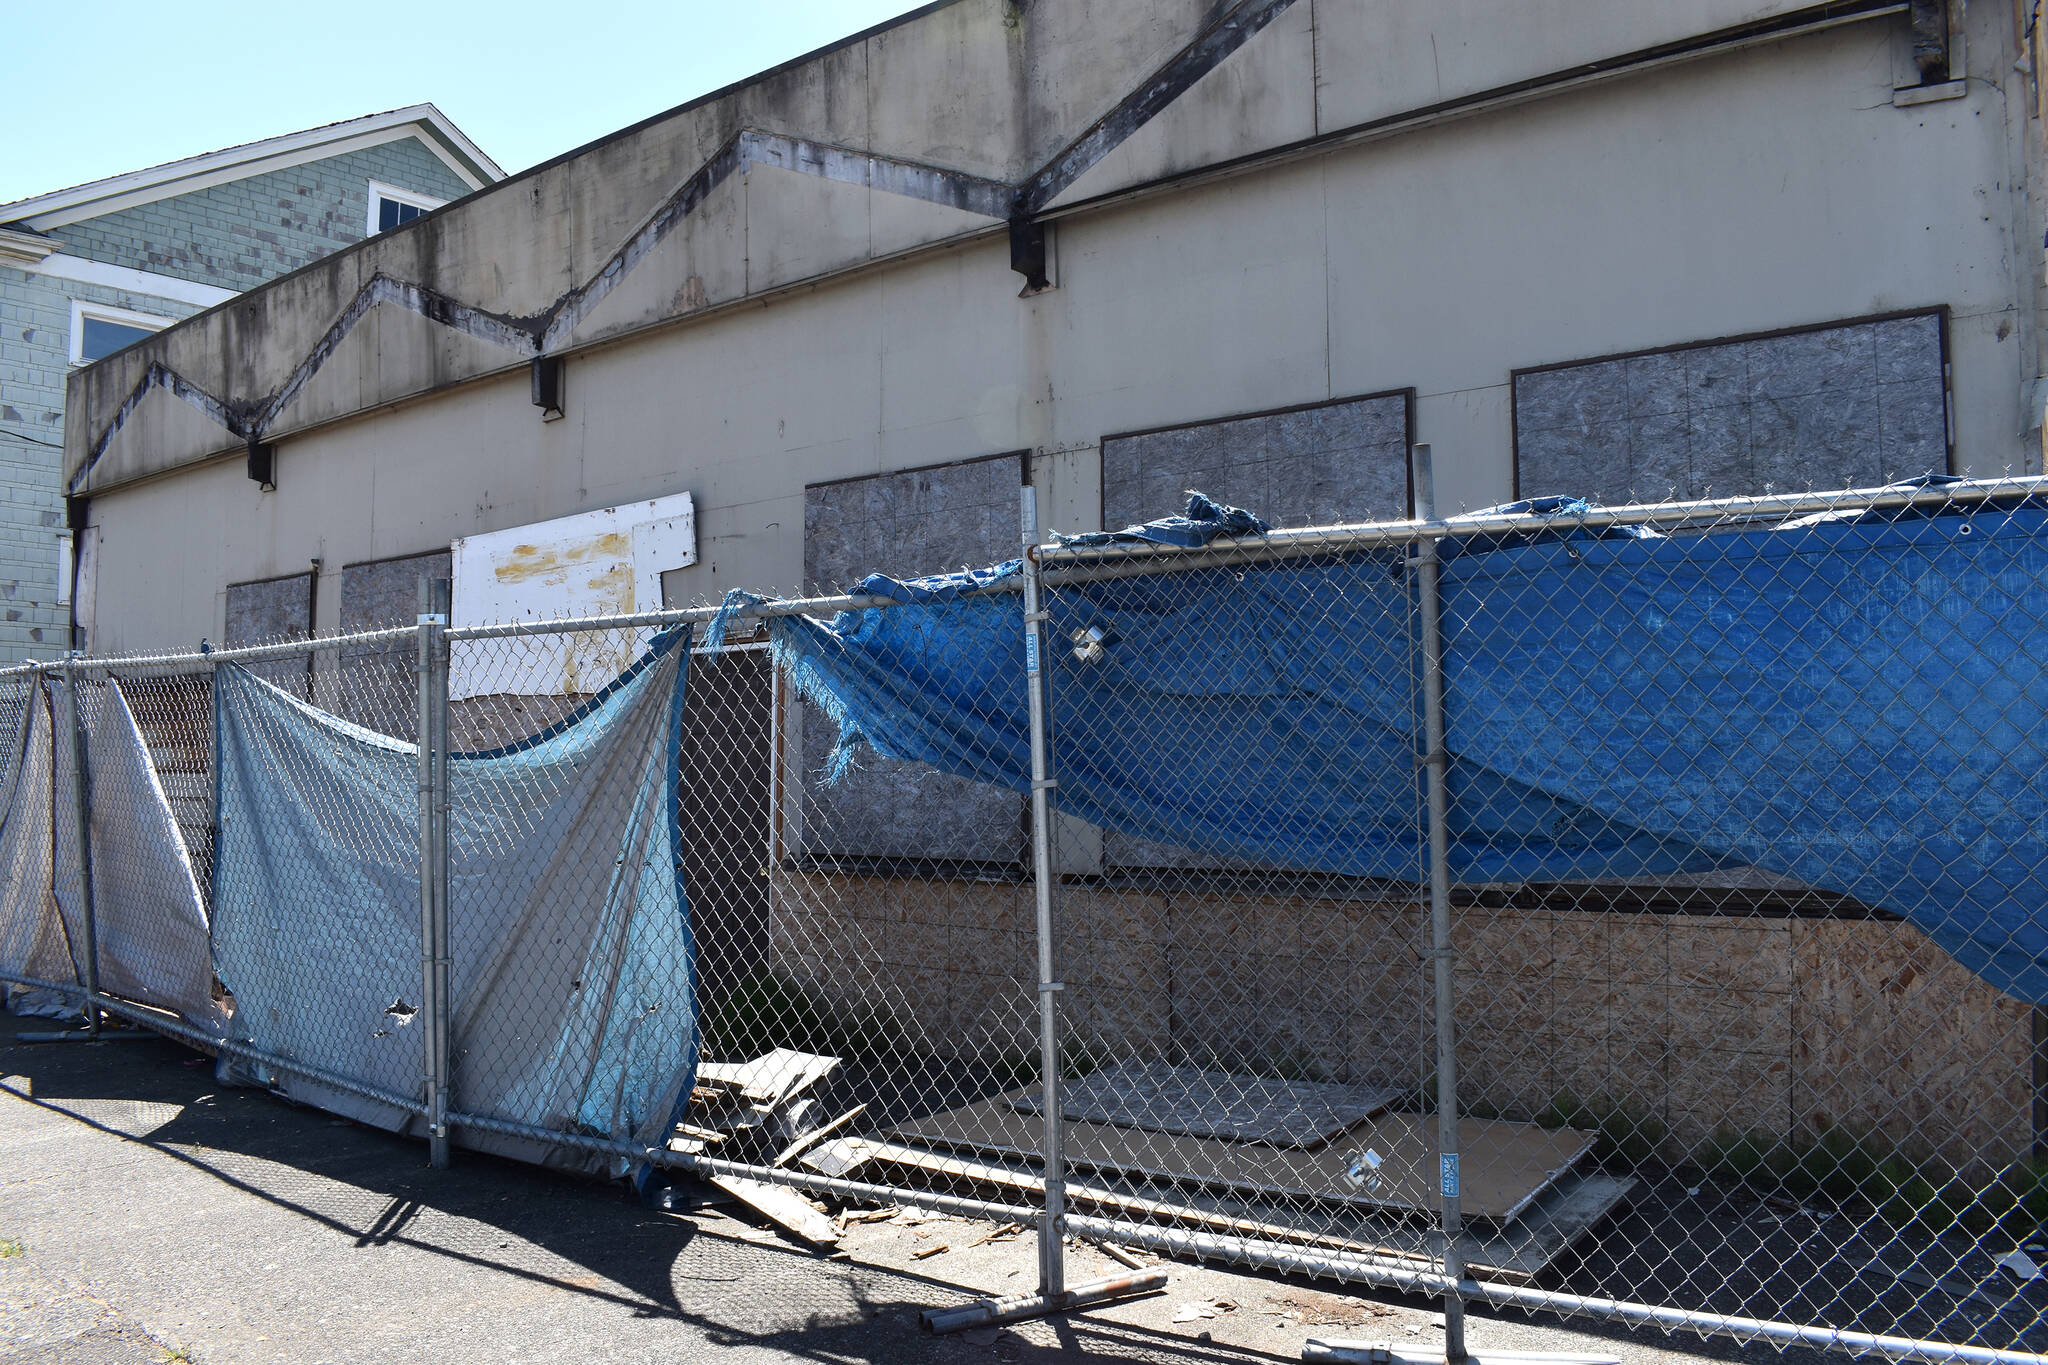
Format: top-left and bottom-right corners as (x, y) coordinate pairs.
(531, 355), (565, 421)
(246, 439), (276, 490)
(1009, 217), (1052, 296)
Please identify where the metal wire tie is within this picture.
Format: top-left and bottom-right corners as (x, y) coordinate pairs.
(1037, 981), (1065, 993)
(1032, 778), (1059, 791)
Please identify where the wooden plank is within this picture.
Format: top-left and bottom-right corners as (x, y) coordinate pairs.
(698, 1049), (841, 1104)
(708, 1174), (841, 1248)
(1098, 1242), (1149, 1269)
(771, 1103), (868, 1169)
(892, 1101), (1594, 1220)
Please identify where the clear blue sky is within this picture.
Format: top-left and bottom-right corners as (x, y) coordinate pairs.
(1, 0), (933, 204)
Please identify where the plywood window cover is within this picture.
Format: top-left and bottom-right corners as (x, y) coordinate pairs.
(1508, 306), (1955, 501)
(1099, 389), (1419, 528)
(793, 450), (1030, 872)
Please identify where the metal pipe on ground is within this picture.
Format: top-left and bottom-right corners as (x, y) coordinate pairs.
(919, 1268), (1170, 1335)
(1303, 1345), (1618, 1365)
(13, 1027), (155, 1043)
(1058, 1217), (2048, 1365)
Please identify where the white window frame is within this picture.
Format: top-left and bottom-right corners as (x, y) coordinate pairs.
(366, 179), (445, 236)
(68, 300), (174, 366)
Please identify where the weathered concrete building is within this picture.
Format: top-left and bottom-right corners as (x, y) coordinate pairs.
(0, 106), (500, 660)
(54, 0), (2048, 1161)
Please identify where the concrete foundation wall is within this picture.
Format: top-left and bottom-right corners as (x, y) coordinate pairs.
(72, 6), (2044, 658)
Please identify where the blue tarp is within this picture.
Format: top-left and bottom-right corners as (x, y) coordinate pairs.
(212, 628), (696, 1169)
(770, 495), (2048, 1006)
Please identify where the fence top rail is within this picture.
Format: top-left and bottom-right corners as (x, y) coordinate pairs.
(58, 623), (420, 675)
(1031, 474), (2048, 570)
(14, 475), (2045, 675)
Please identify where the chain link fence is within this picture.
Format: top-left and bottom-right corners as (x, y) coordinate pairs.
(4, 470), (2048, 1362)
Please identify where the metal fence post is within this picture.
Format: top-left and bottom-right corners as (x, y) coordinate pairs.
(1411, 443), (1468, 1360)
(1020, 481), (1067, 1304)
(60, 652), (100, 1039)
(417, 577), (452, 1168)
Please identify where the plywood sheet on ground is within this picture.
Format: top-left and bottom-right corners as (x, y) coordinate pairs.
(892, 1102), (1593, 1220)
(1005, 1064), (1399, 1147)
(818, 1130), (1636, 1284)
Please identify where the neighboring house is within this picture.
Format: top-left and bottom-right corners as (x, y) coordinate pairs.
(0, 105), (501, 658)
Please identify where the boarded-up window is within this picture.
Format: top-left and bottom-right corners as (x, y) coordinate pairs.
(798, 454), (1026, 867)
(1099, 395), (1412, 873)
(1101, 391), (1413, 531)
(1514, 311), (1950, 505)
(223, 571), (315, 697)
(333, 551), (451, 738)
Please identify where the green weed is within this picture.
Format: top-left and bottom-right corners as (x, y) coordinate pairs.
(699, 968), (905, 1062)
(1539, 1091), (1669, 1166)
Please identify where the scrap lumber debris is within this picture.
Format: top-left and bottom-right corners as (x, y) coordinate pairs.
(1098, 1243), (1148, 1270)
(840, 1206), (900, 1224)
(708, 1174), (840, 1249)
(912, 1243), (951, 1260)
(771, 1103), (867, 1168)
(1268, 1291), (1399, 1327)
(684, 1050), (843, 1153)
(970, 1221), (1024, 1247)
(699, 1049), (840, 1106)
(1173, 1298), (1238, 1323)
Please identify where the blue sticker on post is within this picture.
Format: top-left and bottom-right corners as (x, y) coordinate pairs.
(1025, 631), (1040, 672)
(1441, 1153), (1460, 1199)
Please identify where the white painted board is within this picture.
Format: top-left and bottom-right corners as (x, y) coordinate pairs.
(450, 493), (696, 698)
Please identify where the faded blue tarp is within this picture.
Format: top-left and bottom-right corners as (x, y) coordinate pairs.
(771, 494), (2048, 1005)
(212, 629), (695, 1170)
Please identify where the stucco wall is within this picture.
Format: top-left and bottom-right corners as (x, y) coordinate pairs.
(73, 5), (2043, 659)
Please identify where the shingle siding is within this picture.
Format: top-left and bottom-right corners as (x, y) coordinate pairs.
(0, 133), (475, 660)
(44, 137), (471, 293)
(0, 269), (205, 658)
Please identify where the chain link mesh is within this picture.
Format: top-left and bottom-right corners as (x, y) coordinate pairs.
(2, 480), (2046, 1361)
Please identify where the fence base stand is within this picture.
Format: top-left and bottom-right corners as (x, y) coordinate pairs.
(1303, 1344), (1619, 1365)
(920, 1268), (1169, 1335)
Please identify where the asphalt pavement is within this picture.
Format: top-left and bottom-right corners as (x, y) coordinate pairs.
(1, 1013), (1843, 1365)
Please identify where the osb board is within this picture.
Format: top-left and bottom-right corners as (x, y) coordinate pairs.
(892, 1102), (1594, 1221)
(1005, 1064), (1399, 1148)
(827, 1133), (1634, 1285)
(1790, 917), (2032, 1164)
